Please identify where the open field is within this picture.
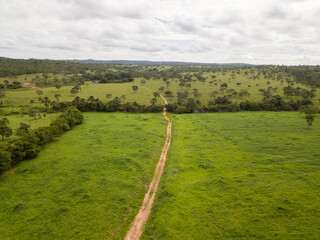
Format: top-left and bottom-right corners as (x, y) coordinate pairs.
(3, 113), (59, 140)
(3, 81), (153, 105)
(2, 68), (320, 108)
(0, 112), (167, 239)
(142, 112), (320, 239)
(141, 70), (320, 106)
(1, 63), (320, 239)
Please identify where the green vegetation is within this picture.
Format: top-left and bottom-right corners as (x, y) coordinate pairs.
(0, 112), (167, 239)
(4, 113), (59, 139)
(0, 107), (83, 173)
(1, 59), (320, 239)
(143, 112), (320, 239)
(1, 61), (320, 111)
(1, 81), (152, 105)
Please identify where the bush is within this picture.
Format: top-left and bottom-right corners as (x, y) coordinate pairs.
(0, 150), (12, 172)
(0, 107), (83, 174)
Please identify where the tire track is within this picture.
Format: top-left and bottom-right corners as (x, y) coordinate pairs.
(125, 94), (171, 240)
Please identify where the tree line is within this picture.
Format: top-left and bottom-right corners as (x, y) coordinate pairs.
(0, 107), (83, 173)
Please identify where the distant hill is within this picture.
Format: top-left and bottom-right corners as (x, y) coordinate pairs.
(1, 56), (254, 66)
(65, 59), (254, 66)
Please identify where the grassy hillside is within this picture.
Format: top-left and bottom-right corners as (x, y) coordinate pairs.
(142, 112), (320, 239)
(0, 112), (167, 239)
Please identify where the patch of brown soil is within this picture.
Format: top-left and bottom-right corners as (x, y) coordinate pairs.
(125, 94), (171, 240)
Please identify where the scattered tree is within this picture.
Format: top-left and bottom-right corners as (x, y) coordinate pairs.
(0, 118), (13, 140)
(16, 123), (31, 136)
(132, 85), (138, 92)
(55, 94), (61, 102)
(0, 89), (5, 106)
(55, 84), (62, 90)
(301, 107), (318, 128)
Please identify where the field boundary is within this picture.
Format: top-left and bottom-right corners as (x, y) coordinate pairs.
(125, 94), (171, 240)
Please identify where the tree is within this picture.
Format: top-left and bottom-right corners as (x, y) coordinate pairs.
(16, 123), (31, 136)
(55, 84), (62, 90)
(210, 90), (219, 99)
(70, 84), (81, 95)
(132, 85), (138, 92)
(0, 150), (12, 172)
(166, 81), (170, 88)
(220, 83), (228, 88)
(42, 97), (51, 109)
(150, 98), (157, 105)
(211, 96), (232, 105)
(306, 114), (315, 128)
(121, 95), (126, 100)
(106, 94), (112, 99)
(140, 79), (146, 85)
(164, 91), (173, 97)
(36, 90), (43, 96)
(36, 90), (43, 102)
(153, 92), (160, 98)
(55, 94), (61, 102)
(301, 107), (317, 128)
(0, 118), (13, 140)
(70, 87), (79, 95)
(0, 89), (6, 106)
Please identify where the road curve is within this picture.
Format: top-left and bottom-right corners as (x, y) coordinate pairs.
(125, 94), (171, 240)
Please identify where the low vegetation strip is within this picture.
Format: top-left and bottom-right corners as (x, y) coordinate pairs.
(142, 112), (320, 239)
(0, 107), (83, 173)
(0, 113), (167, 239)
(125, 95), (172, 240)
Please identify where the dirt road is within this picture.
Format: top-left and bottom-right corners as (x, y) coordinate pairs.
(125, 94), (171, 240)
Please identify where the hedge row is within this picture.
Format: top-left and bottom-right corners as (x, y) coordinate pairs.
(50, 95), (314, 114)
(0, 107), (83, 173)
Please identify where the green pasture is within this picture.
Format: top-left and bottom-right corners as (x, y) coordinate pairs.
(2, 69), (320, 108)
(143, 112), (320, 239)
(141, 70), (320, 105)
(1, 113), (59, 140)
(0, 112), (167, 239)
(3, 81), (153, 105)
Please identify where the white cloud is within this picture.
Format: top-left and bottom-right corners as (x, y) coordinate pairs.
(0, 0), (319, 64)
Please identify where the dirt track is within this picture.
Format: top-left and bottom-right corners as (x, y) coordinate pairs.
(125, 95), (171, 240)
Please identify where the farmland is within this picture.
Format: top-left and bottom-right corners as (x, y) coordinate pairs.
(1, 68), (320, 108)
(142, 112), (320, 239)
(2, 0), (320, 238)
(0, 112), (167, 239)
(2, 81), (152, 106)
(1, 60), (320, 240)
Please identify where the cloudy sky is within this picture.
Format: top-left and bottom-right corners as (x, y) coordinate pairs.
(0, 0), (320, 65)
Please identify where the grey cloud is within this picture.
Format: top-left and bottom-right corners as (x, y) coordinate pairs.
(266, 7), (288, 20)
(0, 0), (320, 64)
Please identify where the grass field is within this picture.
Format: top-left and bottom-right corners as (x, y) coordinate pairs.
(3, 81), (153, 105)
(0, 112), (167, 239)
(2, 69), (320, 107)
(141, 70), (320, 105)
(3, 113), (60, 140)
(142, 112), (320, 239)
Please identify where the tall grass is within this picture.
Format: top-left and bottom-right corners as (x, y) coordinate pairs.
(0, 112), (167, 239)
(143, 112), (320, 239)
